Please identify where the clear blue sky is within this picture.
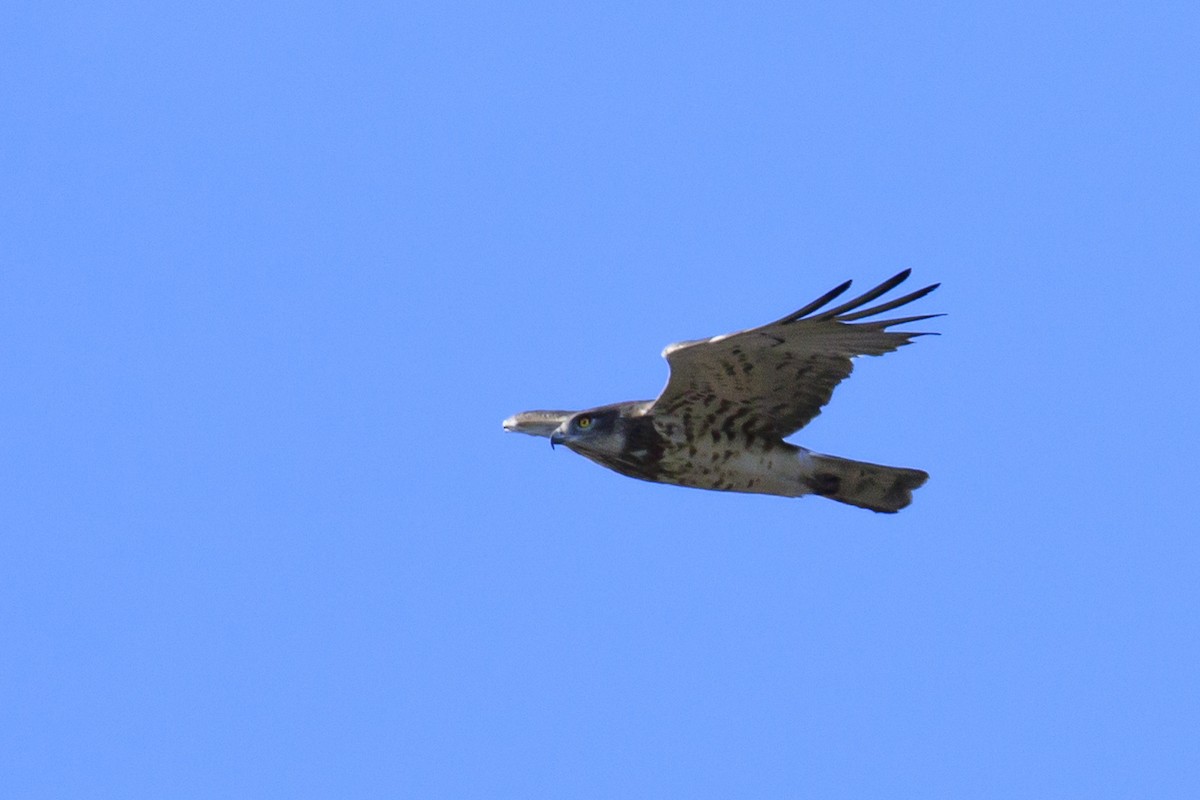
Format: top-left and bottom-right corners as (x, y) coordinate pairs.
(3, 2), (1198, 797)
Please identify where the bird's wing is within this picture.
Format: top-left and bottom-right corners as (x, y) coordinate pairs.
(502, 410), (575, 438)
(650, 270), (940, 439)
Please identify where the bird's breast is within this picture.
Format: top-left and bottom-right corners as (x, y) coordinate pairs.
(650, 418), (806, 496)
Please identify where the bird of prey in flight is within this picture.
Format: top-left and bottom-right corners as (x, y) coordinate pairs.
(503, 270), (940, 512)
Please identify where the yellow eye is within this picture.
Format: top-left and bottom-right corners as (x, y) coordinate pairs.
(577, 416), (592, 429)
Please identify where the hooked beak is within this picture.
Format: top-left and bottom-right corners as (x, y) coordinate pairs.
(550, 432), (565, 449)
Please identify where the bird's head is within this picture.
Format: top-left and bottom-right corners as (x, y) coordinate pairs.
(549, 407), (626, 456)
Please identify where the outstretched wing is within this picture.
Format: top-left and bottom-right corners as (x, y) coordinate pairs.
(502, 410), (575, 438)
(650, 270), (940, 439)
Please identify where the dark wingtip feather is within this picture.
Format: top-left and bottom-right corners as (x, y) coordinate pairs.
(775, 278), (853, 324)
(837, 282), (940, 322)
(772, 271), (939, 329)
(813, 269), (915, 321)
(869, 312), (946, 328)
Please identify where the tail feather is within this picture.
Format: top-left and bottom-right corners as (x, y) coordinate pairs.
(805, 453), (929, 513)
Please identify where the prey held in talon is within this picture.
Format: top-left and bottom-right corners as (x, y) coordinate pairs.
(503, 270), (940, 513)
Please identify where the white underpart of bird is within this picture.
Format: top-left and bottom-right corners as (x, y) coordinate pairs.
(504, 270), (940, 513)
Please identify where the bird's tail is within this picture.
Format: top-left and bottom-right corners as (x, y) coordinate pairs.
(804, 453), (929, 513)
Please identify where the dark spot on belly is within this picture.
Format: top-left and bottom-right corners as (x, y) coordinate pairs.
(721, 415), (737, 438)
